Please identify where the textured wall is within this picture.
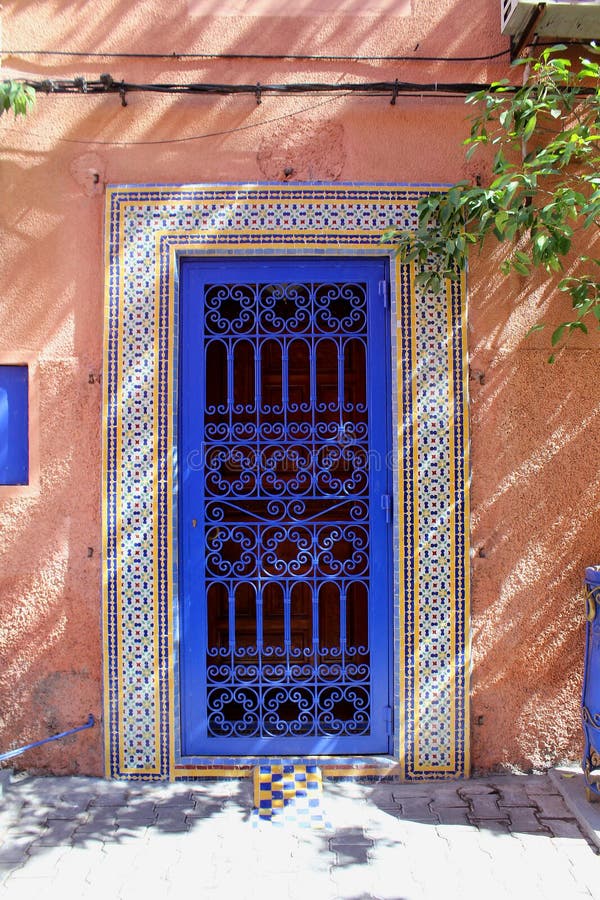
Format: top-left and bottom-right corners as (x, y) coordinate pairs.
(0, 0), (592, 775)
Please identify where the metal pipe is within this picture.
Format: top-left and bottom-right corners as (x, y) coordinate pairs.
(0, 714), (95, 764)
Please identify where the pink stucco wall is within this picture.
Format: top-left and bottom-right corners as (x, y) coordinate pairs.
(0, 0), (594, 775)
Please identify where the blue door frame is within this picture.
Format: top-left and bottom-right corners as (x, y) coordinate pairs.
(179, 257), (392, 757)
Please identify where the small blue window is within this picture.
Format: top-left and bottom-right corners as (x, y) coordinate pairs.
(0, 366), (29, 485)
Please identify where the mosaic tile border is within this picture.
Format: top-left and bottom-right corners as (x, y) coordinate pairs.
(102, 183), (470, 781)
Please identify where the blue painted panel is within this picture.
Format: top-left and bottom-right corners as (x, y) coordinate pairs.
(582, 568), (600, 795)
(0, 366), (29, 485)
(179, 258), (391, 756)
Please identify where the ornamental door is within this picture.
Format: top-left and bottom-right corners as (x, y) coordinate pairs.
(179, 257), (392, 756)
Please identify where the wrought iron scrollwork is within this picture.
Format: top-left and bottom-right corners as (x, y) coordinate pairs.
(200, 278), (374, 741)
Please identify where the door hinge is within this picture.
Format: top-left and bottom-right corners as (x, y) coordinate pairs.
(381, 493), (392, 523)
(384, 706), (393, 736)
(378, 279), (388, 309)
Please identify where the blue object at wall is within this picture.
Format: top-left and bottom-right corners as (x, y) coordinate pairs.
(0, 366), (29, 485)
(582, 565), (600, 799)
(178, 256), (392, 757)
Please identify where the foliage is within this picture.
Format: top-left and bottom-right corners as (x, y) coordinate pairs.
(384, 46), (600, 360)
(0, 80), (35, 118)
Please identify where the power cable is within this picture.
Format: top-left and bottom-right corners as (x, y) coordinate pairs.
(18, 75), (509, 100)
(4, 41), (592, 64)
(2, 93), (353, 146)
(4, 47), (511, 63)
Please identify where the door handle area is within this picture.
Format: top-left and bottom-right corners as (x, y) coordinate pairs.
(381, 494), (391, 523)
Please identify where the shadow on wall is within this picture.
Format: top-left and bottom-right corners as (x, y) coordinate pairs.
(0, 0), (507, 775)
(467, 241), (600, 772)
(4, 0), (592, 776)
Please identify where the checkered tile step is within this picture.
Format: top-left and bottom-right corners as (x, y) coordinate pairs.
(252, 764), (329, 828)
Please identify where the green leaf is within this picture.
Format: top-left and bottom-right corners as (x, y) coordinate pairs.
(523, 113), (538, 142)
(0, 80), (35, 118)
(569, 321), (589, 334)
(380, 52), (600, 361)
(526, 323), (545, 336)
(494, 210), (509, 232)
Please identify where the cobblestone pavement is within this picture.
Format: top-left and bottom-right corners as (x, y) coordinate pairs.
(1, 771), (599, 899)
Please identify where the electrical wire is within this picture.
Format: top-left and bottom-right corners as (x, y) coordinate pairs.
(19, 75), (508, 99)
(7, 66), (595, 148)
(4, 47), (511, 63)
(3, 40), (592, 64)
(2, 92), (353, 146)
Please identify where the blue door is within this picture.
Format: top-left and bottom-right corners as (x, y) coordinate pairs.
(179, 257), (392, 756)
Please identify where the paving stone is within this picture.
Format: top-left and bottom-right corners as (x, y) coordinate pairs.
(543, 818), (587, 839)
(362, 814), (412, 844)
(435, 806), (472, 826)
(116, 808), (157, 828)
(0, 861), (27, 881)
(0, 770), (12, 795)
(165, 861), (220, 896)
(531, 793), (573, 819)
(364, 787), (401, 808)
(10, 779), (63, 802)
(329, 829), (372, 849)
(0, 868), (14, 888)
(325, 781), (371, 801)
(517, 831), (597, 898)
(396, 797), (439, 822)
(153, 809), (190, 832)
(471, 819), (511, 834)
(73, 812), (119, 839)
(88, 790), (129, 807)
(0, 839), (34, 865)
(457, 783), (497, 796)
(390, 782), (437, 799)
(507, 807), (550, 834)
(137, 787), (193, 805)
(0, 809), (23, 833)
(36, 819), (80, 846)
(496, 786), (538, 808)
(3, 772), (600, 898)
(1, 877), (60, 899)
(190, 782), (240, 801)
(329, 865), (380, 900)
(435, 822), (479, 845)
(9, 845), (69, 879)
(521, 776), (553, 794)
(152, 792), (194, 809)
(468, 796), (509, 819)
(431, 795), (469, 812)
(12, 812), (51, 831)
(186, 798), (225, 817)
(329, 835), (371, 866)
(287, 870), (339, 900)
(427, 785), (469, 803)
(45, 801), (90, 818)
(367, 846), (425, 900)
(50, 844), (108, 883)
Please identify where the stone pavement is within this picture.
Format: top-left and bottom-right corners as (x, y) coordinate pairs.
(1, 770), (600, 899)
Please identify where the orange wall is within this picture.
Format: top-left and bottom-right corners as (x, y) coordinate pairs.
(0, 0), (592, 774)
